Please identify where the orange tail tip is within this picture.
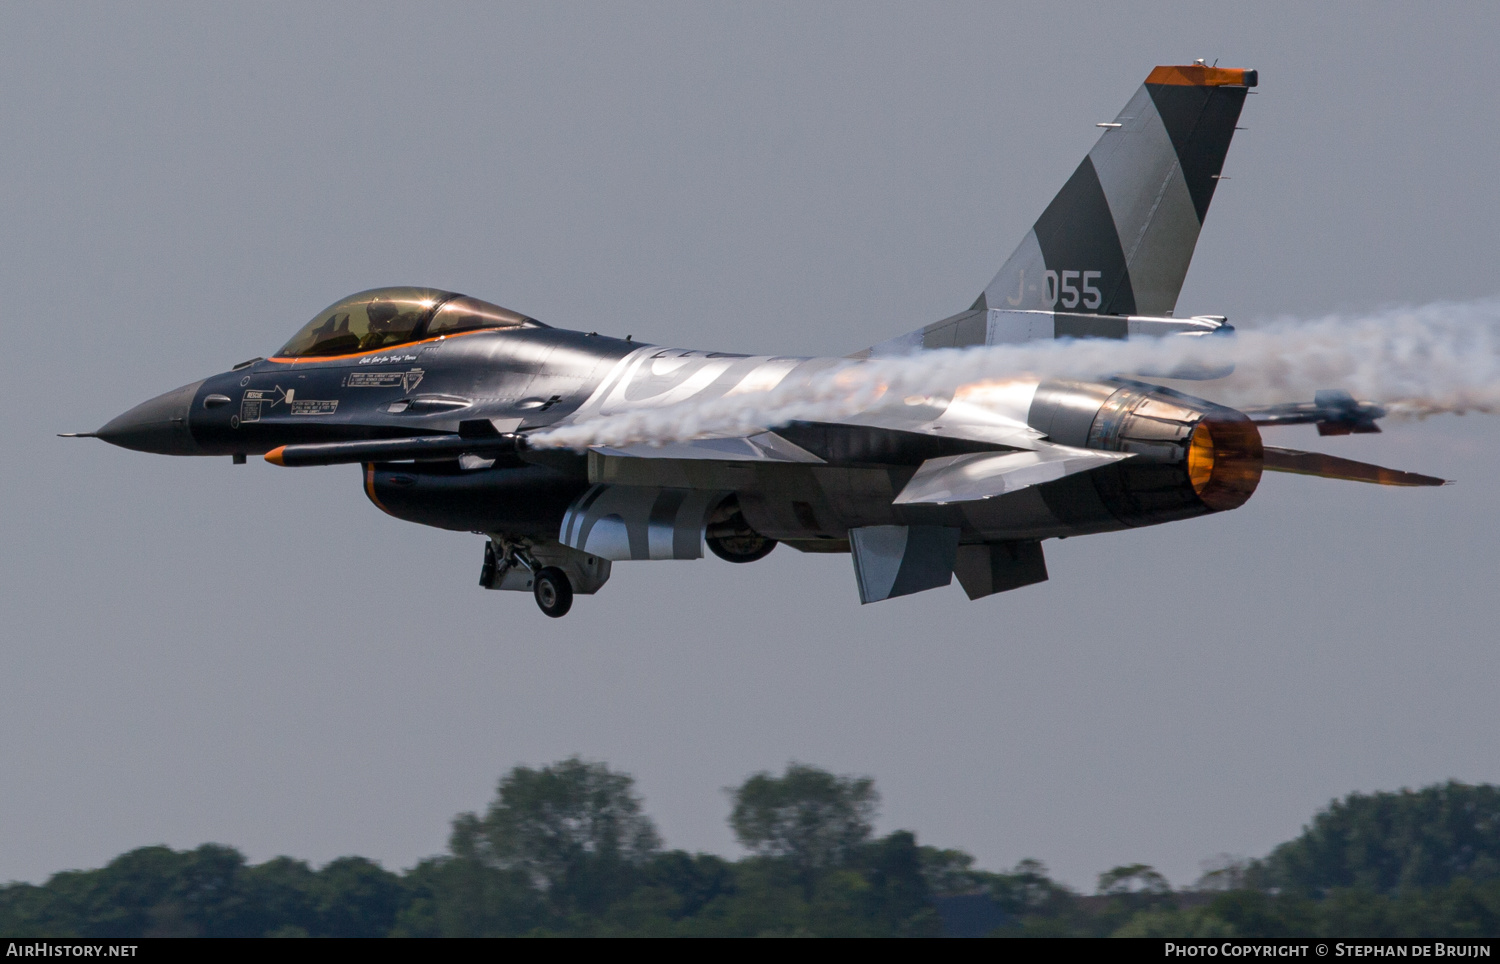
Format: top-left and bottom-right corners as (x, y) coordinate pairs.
(1147, 64), (1257, 88)
(264, 446), (288, 466)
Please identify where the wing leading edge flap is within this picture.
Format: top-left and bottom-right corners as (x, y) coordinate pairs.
(893, 443), (1133, 506)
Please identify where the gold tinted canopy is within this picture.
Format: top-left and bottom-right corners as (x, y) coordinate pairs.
(275, 287), (542, 358)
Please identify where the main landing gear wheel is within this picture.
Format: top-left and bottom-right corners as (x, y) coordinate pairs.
(533, 566), (573, 618)
(706, 533), (777, 564)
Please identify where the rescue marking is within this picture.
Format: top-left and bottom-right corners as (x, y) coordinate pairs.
(238, 388), (278, 423)
(238, 386), (338, 422)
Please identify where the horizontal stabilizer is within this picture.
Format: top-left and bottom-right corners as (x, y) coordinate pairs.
(1262, 446), (1450, 487)
(893, 444), (1132, 506)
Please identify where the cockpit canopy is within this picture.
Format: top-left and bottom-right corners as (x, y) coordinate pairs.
(275, 287), (544, 358)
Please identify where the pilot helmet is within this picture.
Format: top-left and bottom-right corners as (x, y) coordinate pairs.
(366, 297), (400, 329)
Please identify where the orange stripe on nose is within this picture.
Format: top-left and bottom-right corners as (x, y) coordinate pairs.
(364, 463), (395, 516)
(266, 326), (490, 364)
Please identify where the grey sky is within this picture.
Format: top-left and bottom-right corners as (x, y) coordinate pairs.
(3, 2), (1498, 891)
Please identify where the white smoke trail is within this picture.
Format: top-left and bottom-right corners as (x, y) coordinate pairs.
(532, 298), (1500, 450)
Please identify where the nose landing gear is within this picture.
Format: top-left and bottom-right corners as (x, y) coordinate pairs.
(480, 538), (600, 617)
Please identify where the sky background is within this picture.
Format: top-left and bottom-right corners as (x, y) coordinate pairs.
(4, 1), (1499, 891)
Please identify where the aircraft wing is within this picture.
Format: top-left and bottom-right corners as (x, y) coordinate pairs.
(584, 410), (1046, 465)
(892, 444), (1133, 505)
(827, 389), (1047, 449)
(577, 410), (1125, 507)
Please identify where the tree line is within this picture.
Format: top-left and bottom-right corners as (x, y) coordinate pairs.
(2, 761), (1498, 937)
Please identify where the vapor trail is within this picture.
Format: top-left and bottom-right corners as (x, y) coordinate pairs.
(532, 299), (1500, 450)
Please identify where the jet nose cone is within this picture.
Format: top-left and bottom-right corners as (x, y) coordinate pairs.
(96, 379), (206, 455)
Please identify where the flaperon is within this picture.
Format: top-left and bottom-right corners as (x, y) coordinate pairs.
(73, 64), (1444, 617)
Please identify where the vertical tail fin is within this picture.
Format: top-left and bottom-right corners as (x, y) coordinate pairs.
(867, 63), (1255, 355)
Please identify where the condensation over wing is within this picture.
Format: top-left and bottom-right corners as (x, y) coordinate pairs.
(893, 444), (1133, 506)
(549, 345), (1049, 455)
(831, 379), (1046, 449)
(565, 347), (833, 421)
(590, 432), (825, 463)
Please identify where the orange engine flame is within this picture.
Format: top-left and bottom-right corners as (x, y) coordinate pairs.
(1187, 419), (1264, 511)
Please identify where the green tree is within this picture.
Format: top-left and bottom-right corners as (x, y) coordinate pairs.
(1113, 906), (1238, 938)
(391, 856), (542, 937)
(989, 858), (1075, 919)
(634, 851), (736, 922)
(919, 846), (985, 898)
(843, 830), (942, 936)
(1198, 889), (1317, 938)
(59, 846), (197, 937)
(308, 856), (407, 937)
(1097, 863), (1171, 896)
(1252, 781), (1500, 897)
(67, 845), (251, 937)
(728, 763), (877, 891)
(1195, 854), (1251, 892)
(0, 882), (60, 938)
(236, 856), (317, 937)
(449, 756), (661, 916)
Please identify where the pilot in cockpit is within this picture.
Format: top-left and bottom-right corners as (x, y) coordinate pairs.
(362, 298), (411, 351)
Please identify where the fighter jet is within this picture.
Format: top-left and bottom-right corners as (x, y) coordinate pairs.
(72, 63), (1446, 617)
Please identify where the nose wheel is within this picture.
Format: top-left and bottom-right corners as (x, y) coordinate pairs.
(482, 540), (583, 618)
(533, 567), (573, 618)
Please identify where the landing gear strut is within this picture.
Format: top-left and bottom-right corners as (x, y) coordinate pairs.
(480, 536), (607, 617)
(533, 566), (573, 618)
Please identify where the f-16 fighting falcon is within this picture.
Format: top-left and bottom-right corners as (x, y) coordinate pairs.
(72, 63), (1447, 617)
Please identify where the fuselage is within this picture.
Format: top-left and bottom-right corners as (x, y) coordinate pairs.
(98, 295), (1262, 553)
